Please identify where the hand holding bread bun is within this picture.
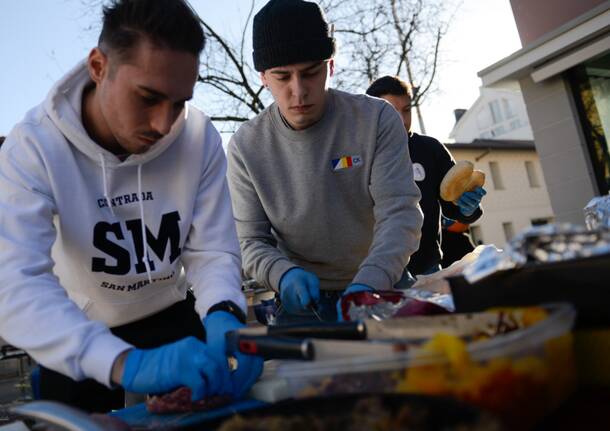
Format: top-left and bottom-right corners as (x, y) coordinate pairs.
(440, 161), (486, 203)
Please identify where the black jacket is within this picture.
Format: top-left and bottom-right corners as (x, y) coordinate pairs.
(407, 133), (482, 275)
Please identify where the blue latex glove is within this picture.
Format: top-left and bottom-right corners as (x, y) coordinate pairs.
(394, 269), (417, 290)
(279, 268), (321, 314)
(457, 186), (486, 216)
(336, 283), (375, 322)
(121, 336), (229, 401)
(441, 215), (456, 230)
(204, 311), (264, 399)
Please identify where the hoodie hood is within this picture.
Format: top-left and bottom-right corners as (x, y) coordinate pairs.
(44, 59), (186, 168)
(43, 59), (190, 285)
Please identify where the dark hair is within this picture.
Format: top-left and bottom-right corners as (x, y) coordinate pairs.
(366, 75), (413, 99)
(98, 0), (205, 60)
(0, 136), (4, 148)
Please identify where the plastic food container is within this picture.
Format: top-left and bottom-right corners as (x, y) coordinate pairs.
(274, 303), (576, 429)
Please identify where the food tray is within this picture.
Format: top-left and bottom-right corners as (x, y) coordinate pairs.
(449, 252), (610, 327)
(272, 304), (576, 429)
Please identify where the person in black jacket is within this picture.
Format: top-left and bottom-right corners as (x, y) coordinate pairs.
(440, 215), (476, 268)
(367, 76), (485, 275)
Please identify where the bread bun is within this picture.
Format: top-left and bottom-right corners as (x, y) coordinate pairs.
(440, 161), (486, 203)
(466, 170), (486, 192)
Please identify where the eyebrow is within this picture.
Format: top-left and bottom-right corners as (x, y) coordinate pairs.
(137, 85), (192, 103)
(270, 61), (324, 76)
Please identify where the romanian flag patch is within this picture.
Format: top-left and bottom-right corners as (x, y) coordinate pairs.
(331, 155), (362, 171)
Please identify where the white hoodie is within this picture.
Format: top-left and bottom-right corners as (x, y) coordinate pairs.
(0, 60), (245, 387)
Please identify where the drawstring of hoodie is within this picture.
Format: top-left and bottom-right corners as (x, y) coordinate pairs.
(98, 153), (153, 284)
(99, 154), (115, 217)
(138, 164), (153, 284)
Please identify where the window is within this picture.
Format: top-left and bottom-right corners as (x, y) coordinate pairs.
(525, 161), (540, 188)
(502, 222), (515, 242)
(502, 98), (515, 119)
(531, 218), (552, 226)
(509, 119), (521, 130)
(489, 100), (503, 124)
(470, 226), (483, 245)
(492, 125), (506, 137)
(489, 161), (504, 189)
(569, 52), (610, 194)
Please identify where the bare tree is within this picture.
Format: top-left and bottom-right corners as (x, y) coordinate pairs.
(81, 0), (454, 133)
(319, 0), (455, 134)
(79, 0), (267, 134)
(198, 0), (454, 132)
(197, 0), (267, 126)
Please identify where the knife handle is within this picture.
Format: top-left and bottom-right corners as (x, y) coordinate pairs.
(267, 321), (367, 340)
(226, 332), (314, 360)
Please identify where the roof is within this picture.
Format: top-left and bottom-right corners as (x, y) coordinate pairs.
(445, 139), (536, 150)
(477, 3), (610, 86)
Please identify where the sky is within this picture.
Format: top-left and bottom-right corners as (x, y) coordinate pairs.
(0, 0), (522, 141)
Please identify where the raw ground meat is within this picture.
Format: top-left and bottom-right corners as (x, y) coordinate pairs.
(146, 387), (232, 414)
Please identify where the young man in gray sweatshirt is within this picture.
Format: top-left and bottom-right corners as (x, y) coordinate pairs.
(227, 0), (423, 323)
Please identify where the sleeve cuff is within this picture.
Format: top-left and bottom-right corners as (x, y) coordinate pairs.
(194, 288), (248, 319)
(80, 334), (133, 387)
(268, 259), (298, 292)
(206, 300), (247, 324)
(352, 265), (393, 291)
(457, 207), (482, 224)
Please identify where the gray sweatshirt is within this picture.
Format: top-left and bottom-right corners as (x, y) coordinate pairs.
(227, 89), (423, 292)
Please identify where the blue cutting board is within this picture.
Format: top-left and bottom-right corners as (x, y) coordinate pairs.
(110, 398), (268, 429)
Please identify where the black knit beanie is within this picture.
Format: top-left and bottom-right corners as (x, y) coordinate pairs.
(252, 0), (336, 72)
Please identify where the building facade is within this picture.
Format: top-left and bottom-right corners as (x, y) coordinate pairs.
(447, 86), (554, 247)
(478, 0), (610, 224)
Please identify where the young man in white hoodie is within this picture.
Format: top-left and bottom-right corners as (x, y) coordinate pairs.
(0, 0), (261, 413)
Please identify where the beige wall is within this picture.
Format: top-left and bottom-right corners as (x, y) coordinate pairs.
(519, 75), (599, 224)
(447, 147), (555, 247)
